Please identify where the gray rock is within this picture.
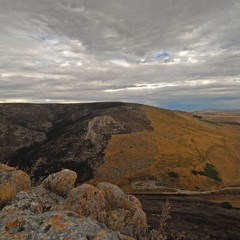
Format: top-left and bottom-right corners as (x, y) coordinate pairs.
(64, 184), (106, 216)
(42, 169), (77, 196)
(0, 211), (132, 240)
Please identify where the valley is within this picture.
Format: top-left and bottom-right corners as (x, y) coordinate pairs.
(0, 102), (239, 239)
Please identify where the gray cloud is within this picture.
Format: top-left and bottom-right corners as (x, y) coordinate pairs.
(0, 0), (239, 109)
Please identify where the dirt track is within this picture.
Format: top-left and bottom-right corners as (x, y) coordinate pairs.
(136, 194), (240, 240)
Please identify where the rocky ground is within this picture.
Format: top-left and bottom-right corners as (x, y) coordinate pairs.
(1, 164), (240, 240)
(0, 164), (167, 240)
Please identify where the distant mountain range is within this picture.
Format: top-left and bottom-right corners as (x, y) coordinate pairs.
(1, 102), (240, 191)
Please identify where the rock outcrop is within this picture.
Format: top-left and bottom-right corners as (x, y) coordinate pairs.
(0, 166), (146, 239)
(64, 182), (147, 232)
(0, 164), (31, 205)
(0, 103), (152, 185)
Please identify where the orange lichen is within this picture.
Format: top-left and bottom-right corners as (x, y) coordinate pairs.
(0, 164), (16, 171)
(5, 220), (18, 229)
(46, 215), (68, 229)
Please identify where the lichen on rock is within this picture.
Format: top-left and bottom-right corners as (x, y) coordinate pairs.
(0, 164), (31, 205)
(64, 181), (147, 232)
(42, 169), (77, 196)
(0, 165), (147, 240)
(0, 166), (147, 239)
(64, 184), (107, 216)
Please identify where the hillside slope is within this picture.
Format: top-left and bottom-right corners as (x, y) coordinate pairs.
(92, 106), (240, 190)
(0, 103), (239, 191)
(0, 102), (152, 184)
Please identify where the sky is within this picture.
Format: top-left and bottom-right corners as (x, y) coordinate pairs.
(0, 0), (239, 110)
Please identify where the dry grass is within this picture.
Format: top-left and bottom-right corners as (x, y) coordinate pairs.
(130, 201), (185, 240)
(91, 105), (240, 191)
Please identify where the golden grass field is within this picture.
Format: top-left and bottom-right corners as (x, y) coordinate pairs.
(91, 106), (240, 192)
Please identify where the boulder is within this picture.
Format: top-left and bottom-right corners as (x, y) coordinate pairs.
(42, 169), (77, 196)
(97, 182), (147, 228)
(0, 164), (31, 204)
(97, 182), (127, 209)
(0, 168), (147, 239)
(64, 182), (147, 231)
(64, 184), (106, 216)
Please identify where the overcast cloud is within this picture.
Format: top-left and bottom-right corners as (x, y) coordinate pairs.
(0, 0), (239, 109)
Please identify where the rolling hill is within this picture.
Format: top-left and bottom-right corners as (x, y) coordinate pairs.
(1, 102), (240, 191)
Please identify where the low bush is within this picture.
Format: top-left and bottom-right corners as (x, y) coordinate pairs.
(168, 172), (179, 179)
(203, 164), (221, 182)
(191, 164), (221, 182)
(191, 170), (197, 175)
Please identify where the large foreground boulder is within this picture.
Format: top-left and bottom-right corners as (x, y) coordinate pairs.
(64, 182), (147, 232)
(65, 184), (106, 215)
(0, 164), (31, 205)
(0, 167), (147, 239)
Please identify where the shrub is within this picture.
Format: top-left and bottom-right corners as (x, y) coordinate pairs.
(168, 172), (179, 179)
(203, 164), (221, 182)
(220, 202), (233, 209)
(193, 115), (202, 119)
(192, 164), (221, 182)
(191, 170), (197, 175)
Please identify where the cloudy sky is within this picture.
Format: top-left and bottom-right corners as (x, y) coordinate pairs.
(0, 0), (239, 109)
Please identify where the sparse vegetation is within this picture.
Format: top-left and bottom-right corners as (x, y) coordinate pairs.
(201, 119), (219, 125)
(168, 172), (179, 179)
(202, 164), (221, 182)
(193, 115), (202, 120)
(96, 105), (240, 191)
(191, 170), (197, 175)
(191, 164), (221, 182)
(132, 200), (185, 240)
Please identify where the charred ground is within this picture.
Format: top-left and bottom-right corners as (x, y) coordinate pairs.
(1, 102), (240, 239)
(0, 102), (152, 183)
